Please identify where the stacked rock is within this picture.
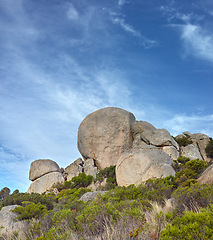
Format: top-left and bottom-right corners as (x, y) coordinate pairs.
(27, 159), (64, 194)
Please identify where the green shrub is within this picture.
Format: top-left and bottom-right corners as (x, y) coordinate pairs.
(174, 135), (192, 147)
(205, 139), (213, 158)
(12, 201), (48, 220)
(172, 183), (213, 213)
(0, 192), (54, 210)
(71, 173), (93, 188)
(160, 205), (213, 239)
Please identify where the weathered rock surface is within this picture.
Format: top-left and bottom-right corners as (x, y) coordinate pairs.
(29, 159), (60, 181)
(80, 191), (107, 202)
(116, 149), (175, 186)
(197, 164), (213, 185)
(0, 205), (28, 239)
(133, 121), (179, 149)
(65, 158), (83, 181)
(190, 133), (211, 162)
(181, 144), (202, 160)
(88, 178), (107, 191)
(27, 172), (64, 194)
(78, 107), (135, 169)
(162, 146), (179, 160)
(84, 159), (98, 179)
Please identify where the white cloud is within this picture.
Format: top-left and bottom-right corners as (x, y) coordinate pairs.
(180, 24), (213, 63)
(67, 3), (79, 20)
(164, 114), (213, 137)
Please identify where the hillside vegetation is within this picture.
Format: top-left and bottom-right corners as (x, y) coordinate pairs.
(1, 158), (213, 240)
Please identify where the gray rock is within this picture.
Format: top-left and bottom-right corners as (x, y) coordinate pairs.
(29, 159), (60, 181)
(116, 149), (175, 187)
(27, 172), (64, 194)
(197, 164), (213, 185)
(181, 144), (202, 160)
(0, 205), (28, 239)
(84, 159), (98, 179)
(133, 121), (179, 149)
(78, 107), (135, 170)
(162, 146), (179, 160)
(65, 158), (83, 181)
(80, 191), (107, 202)
(191, 133), (211, 162)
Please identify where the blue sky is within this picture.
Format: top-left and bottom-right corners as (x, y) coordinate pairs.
(0, 0), (213, 192)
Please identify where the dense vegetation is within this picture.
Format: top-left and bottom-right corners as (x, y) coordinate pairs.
(205, 138), (213, 158)
(1, 158), (213, 239)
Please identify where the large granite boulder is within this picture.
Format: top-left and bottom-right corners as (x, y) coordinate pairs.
(29, 159), (60, 181)
(197, 164), (213, 185)
(65, 158), (83, 181)
(181, 144), (202, 160)
(27, 172), (64, 194)
(116, 149), (175, 186)
(78, 107), (135, 170)
(0, 205), (28, 239)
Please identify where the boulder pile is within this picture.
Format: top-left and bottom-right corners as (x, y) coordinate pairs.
(27, 107), (212, 193)
(27, 159), (64, 194)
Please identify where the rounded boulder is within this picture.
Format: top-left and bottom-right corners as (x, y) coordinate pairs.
(29, 159), (60, 181)
(78, 107), (136, 169)
(116, 148), (175, 186)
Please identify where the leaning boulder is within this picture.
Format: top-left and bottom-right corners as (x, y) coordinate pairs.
(197, 164), (213, 185)
(29, 159), (60, 181)
(65, 158), (83, 181)
(116, 149), (175, 187)
(162, 146), (179, 160)
(78, 107), (135, 169)
(27, 172), (64, 194)
(0, 205), (28, 240)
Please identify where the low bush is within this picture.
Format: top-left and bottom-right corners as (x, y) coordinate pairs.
(160, 205), (213, 239)
(174, 135), (192, 147)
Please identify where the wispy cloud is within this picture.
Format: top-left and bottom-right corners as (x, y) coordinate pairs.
(118, 0), (127, 7)
(164, 114), (213, 137)
(67, 3), (79, 20)
(160, 1), (213, 63)
(180, 24), (213, 63)
(107, 10), (157, 48)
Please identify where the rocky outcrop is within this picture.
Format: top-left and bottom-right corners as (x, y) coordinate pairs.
(0, 205), (28, 239)
(65, 158), (83, 181)
(197, 164), (213, 185)
(78, 107), (135, 169)
(116, 149), (175, 187)
(28, 159), (64, 194)
(133, 121), (179, 150)
(29, 159), (60, 181)
(177, 132), (211, 162)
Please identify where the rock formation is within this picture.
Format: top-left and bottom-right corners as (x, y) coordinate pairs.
(78, 107), (135, 169)
(65, 158), (84, 181)
(0, 205), (29, 239)
(116, 149), (175, 186)
(27, 107), (212, 192)
(27, 159), (64, 194)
